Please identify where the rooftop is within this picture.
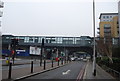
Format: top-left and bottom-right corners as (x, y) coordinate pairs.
(99, 13), (118, 19)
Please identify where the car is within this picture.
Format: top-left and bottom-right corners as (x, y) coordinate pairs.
(86, 56), (90, 59)
(76, 58), (81, 61)
(81, 57), (83, 59)
(71, 57), (76, 61)
(83, 59), (87, 61)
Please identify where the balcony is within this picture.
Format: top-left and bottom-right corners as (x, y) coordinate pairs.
(104, 26), (111, 29)
(104, 31), (111, 33)
(97, 35), (100, 37)
(0, 1), (3, 8)
(97, 32), (100, 34)
(97, 28), (100, 30)
(117, 25), (119, 28)
(0, 11), (3, 17)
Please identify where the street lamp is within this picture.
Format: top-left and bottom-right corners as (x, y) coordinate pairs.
(92, 0), (96, 76)
(40, 38), (44, 66)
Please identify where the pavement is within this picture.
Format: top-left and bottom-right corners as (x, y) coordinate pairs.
(2, 59), (70, 81)
(2, 59), (118, 81)
(2, 59), (52, 66)
(83, 60), (116, 80)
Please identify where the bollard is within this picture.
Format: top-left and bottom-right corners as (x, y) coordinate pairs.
(40, 61), (42, 66)
(31, 61), (33, 73)
(40, 58), (42, 66)
(58, 60), (59, 66)
(8, 62), (12, 79)
(65, 59), (66, 64)
(67, 59), (69, 63)
(52, 60), (53, 67)
(43, 60), (46, 70)
(61, 59), (63, 65)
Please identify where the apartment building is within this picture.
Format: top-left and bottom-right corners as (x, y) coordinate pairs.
(98, 13), (119, 38)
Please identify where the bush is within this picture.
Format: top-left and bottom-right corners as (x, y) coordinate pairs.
(112, 46), (120, 57)
(96, 57), (120, 72)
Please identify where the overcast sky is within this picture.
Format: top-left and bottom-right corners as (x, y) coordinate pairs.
(1, 0), (119, 37)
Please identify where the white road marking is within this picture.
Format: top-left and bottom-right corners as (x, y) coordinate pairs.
(62, 70), (71, 75)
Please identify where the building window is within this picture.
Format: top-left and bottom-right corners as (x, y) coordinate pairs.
(19, 37), (25, 39)
(117, 21), (119, 24)
(103, 16), (105, 18)
(104, 33), (111, 37)
(38, 37), (41, 43)
(104, 24), (111, 28)
(104, 29), (111, 33)
(34, 37), (38, 43)
(106, 16), (109, 18)
(24, 37), (29, 43)
(6, 37), (10, 39)
(104, 24), (111, 37)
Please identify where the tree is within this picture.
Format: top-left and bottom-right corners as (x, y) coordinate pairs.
(96, 36), (113, 63)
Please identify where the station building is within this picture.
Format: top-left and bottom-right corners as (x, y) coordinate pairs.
(2, 35), (93, 59)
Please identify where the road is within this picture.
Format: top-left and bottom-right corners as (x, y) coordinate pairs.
(20, 61), (86, 80)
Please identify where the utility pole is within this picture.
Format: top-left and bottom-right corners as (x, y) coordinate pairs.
(93, 0), (96, 76)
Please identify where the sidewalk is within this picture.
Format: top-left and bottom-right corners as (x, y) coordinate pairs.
(2, 60), (69, 80)
(83, 61), (115, 79)
(2, 59), (52, 66)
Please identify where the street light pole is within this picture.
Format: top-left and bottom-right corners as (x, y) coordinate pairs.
(40, 38), (44, 66)
(93, 0), (96, 76)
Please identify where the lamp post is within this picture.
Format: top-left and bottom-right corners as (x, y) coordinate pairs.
(51, 49), (54, 67)
(40, 38), (44, 66)
(93, 0), (96, 76)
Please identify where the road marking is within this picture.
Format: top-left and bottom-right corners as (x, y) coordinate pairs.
(62, 70), (71, 75)
(76, 63), (87, 81)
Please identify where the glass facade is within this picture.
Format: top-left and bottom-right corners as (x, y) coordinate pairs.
(2, 35), (92, 46)
(2, 35), (119, 47)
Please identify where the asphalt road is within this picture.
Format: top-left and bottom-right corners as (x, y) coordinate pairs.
(20, 61), (86, 80)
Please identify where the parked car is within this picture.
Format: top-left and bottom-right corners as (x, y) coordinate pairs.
(77, 58), (81, 61)
(83, 58), (87, 61)
(71, 57), (77, 61)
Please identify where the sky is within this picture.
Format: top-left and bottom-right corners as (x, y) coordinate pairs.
(1, 0), (119, 37)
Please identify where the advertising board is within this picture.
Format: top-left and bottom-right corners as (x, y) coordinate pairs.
(29, 46), (41, 55)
